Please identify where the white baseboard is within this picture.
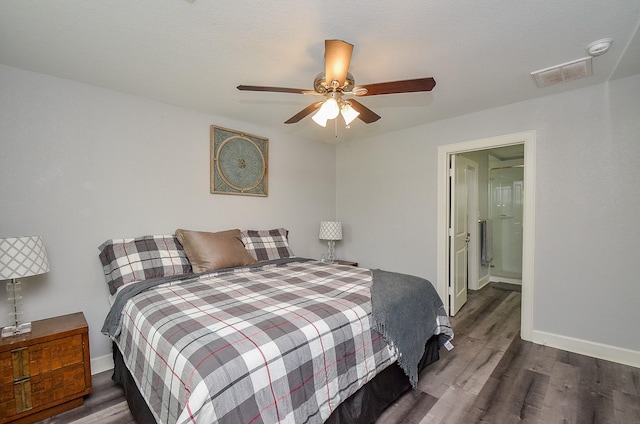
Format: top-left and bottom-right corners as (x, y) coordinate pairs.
(91, 353), (114, 375)
(477, 276), (491, 290)
(469, 274), (491, 291)
(490, 276), (522, 285)
(532, 330), (640, 369)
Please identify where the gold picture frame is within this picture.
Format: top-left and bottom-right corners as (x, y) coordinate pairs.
(210, 125), (268, 196)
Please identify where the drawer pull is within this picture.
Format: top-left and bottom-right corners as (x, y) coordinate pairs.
(14, 379), (33, 413)
(11, 348), (30, 381)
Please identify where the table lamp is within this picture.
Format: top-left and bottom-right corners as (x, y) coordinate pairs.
(319, 221), (342, 264)
(0, 236), (50, 337)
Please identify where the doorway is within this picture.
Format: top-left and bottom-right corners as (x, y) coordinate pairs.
(436, 131), (536, 342)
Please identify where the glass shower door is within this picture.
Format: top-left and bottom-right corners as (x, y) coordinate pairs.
(489, 166), (524, 281)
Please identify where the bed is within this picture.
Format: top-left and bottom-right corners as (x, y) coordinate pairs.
(99, 229), (453, 424)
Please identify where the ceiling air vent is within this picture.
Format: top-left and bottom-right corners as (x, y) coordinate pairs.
(531, 57), (592, 88)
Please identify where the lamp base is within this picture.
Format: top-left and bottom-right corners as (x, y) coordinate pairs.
(1, 322), (31, 338)
(326, 240), (336, 264)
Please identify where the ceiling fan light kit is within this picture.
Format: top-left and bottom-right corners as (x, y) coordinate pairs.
(312, 95), (360, 128)
(320, 96), (340, 120)
(311, 113), (328, 127)
(340, 102), (360, 126)
(237, 39), (436, 130)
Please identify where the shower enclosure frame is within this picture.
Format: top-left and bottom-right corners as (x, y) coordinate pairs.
(488, 162), (524, 284)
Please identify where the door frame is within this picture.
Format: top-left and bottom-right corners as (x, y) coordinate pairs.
(436, 131), (536, 341)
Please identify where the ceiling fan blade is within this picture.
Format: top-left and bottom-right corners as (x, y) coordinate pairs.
(353, 77), (436, 96)
(324, 40), (354, 87)
(347, 99), (381, 123)
(284, 102), (323, 124)
(237, 85), (310, 94)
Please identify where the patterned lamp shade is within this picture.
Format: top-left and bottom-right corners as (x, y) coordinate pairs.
(0, 236), (50, 280)
(319, 222), (343, 241)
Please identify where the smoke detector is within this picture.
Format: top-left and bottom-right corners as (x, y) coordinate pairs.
(586, 38), (613, 56)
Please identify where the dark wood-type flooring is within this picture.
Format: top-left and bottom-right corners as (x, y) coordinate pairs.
(39, 284), (640, 423)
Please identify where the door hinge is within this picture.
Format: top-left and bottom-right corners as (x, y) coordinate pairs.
(448, 228), (453, 237)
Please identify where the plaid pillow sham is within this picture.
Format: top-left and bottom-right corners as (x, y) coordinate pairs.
(98, 235), (192, 295)
(241, 228), (294, 262)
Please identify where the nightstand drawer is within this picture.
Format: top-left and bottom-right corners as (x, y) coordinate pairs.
(0, 312), (91, 423)
(0, 383), (17, 417)
(26, 334), (84, 375)
(30, 362), (88, 408)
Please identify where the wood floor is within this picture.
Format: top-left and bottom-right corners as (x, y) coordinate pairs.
(39, 284), (640, 424)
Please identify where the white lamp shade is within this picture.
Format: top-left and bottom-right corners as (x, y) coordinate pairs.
(312, 110), (329, 127)
(319, 221), (343, 241)
(319, 97), (340, 119)
(0, 236), (50, 280)
(340, 103), (360, 125)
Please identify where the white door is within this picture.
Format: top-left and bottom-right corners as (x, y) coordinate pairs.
(449, 154), (476, 316)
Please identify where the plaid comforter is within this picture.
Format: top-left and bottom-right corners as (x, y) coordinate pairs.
(109, 259), (450, 424)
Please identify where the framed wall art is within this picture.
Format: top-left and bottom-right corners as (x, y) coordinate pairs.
(210, 125), (268, 196)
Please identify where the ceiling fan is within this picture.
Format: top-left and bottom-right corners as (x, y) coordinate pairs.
(237, 40), (436, 127)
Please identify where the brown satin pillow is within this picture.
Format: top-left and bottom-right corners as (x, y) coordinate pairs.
(175, 229), (257, 273)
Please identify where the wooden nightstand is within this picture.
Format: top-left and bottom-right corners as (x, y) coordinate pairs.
(0, 312), (92, 424)
(334, 260), (358, 267)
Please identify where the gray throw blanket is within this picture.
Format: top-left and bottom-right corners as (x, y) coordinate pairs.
(371, 269), (448, 388)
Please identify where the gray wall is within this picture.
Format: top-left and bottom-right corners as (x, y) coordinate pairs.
(337, 74), (640, 354)
(0, 64), (337, 364)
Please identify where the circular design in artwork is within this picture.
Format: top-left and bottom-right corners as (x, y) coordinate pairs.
(216, 135), (266, 192)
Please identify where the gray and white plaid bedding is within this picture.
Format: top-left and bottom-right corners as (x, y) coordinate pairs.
(109, 259), (451, 424)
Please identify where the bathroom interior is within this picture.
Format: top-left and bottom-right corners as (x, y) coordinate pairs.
(461, 145), (524, 289)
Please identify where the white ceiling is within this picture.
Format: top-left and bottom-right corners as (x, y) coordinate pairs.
(1, 0), (639, 143)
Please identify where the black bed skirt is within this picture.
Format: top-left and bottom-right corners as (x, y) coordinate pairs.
(112, 335), (441, 424)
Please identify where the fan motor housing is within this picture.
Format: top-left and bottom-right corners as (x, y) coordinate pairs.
(314, 72), (355, 94)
